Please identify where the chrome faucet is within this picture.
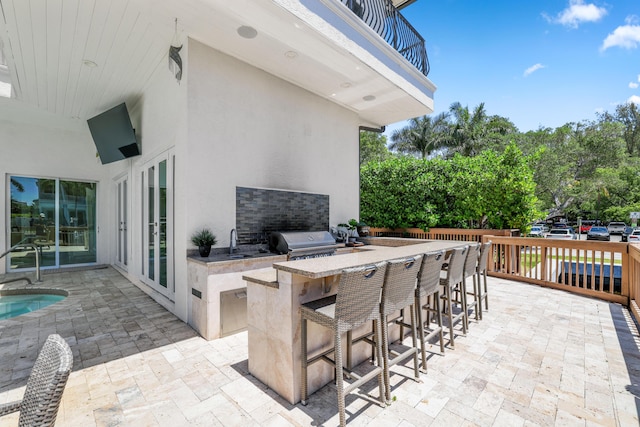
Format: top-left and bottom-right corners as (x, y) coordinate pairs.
(229, 228), (238, 254)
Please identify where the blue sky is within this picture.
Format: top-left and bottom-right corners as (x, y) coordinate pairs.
(384, 0), (640, 138)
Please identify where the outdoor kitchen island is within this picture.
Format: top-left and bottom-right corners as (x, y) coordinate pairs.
(243, 239), (467, 405)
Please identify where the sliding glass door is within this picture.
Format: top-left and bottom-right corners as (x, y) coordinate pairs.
(8, 176), (97, 270)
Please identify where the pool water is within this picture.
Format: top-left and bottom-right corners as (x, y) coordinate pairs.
(0, 294), (66, 320)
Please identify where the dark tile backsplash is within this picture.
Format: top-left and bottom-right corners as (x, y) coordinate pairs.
(236, 187), (329, 245)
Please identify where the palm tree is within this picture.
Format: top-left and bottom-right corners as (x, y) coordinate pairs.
(448, 102), (488, 157)
(389, 113), (450, 159)
(10, 177), (24, 192)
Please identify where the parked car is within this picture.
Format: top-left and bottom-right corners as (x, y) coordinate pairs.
(529, 226), (545, 237)
(546, 228), (577, 240)
(579, 220), (595, 233)
(628, 229), (640, 242)
(533, 223), (550, 233)
(586, 226), (610, 241)
(622, 226), (635, 242)
(607, 221), (627, 235)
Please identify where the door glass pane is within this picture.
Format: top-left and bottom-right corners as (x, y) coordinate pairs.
(159, 160), (167, 288)
(147, 166), (155, 281)
(9, 176), (56, 268)
(9, 176), (97, 270)
(58, 180), (96, 265)
(117, 183), (122, 263)
(141, 172), (144, 275)
(123, 180), (127, 266)
(116, 179), (128, 267)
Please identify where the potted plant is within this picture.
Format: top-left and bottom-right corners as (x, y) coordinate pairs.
(347, 219), (359, 242)
(191, 228), (217, 257)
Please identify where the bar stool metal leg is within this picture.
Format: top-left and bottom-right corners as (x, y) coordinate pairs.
(415, 251), (446, 371)
(380, 256), (422, 403)
(439, 246), (468, 349)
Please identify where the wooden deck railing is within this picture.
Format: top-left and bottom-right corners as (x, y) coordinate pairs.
(629, 244), (640, 322)
(483, 236), (628, 306)
(369, 227), (519, 242)
(367, 230), (640, 319)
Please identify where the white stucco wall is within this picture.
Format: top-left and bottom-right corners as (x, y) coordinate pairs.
(1, 37), (361, 327)
(0, 98), (113, 275)
(121, 42), (189, 319)
(185, 39), (361, 249)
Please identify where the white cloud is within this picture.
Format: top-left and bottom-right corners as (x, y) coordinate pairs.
(601, 22), (640, 51)
(630, 82), (639, 89)
(553, 0), (607, 28)
(638, 74), (640, 82)
(524, 63), (545, 77)
(629, 95), (640, 105)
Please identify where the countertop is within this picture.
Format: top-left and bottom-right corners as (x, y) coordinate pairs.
(271, 240), (467, 279)
(187, 244), (362, 265)
(188, 250), (279, 265)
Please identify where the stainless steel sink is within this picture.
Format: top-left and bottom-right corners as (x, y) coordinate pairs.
(228, 254), (252, 259)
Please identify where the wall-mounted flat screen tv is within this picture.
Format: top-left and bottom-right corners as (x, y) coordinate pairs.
(87, 102), (139, 165)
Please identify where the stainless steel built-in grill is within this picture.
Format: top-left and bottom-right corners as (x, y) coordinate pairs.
(269, 231), (340, 260)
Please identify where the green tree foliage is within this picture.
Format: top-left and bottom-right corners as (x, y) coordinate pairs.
(484, 115), (520, 152)
(359, 157), (439, 230)
(388, 113), (449, 158)
(361, 100), (639, 227)
(360, 144), (538, 230)
(600, 102), (640, 156)
(603, 203), (640, 223)
(485, 144), (540, 229)
(359, 131), (390, 165)
(447, 102), (488, 157)
(520, 120), (625, 221)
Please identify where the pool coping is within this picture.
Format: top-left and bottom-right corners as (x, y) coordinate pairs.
(0, 287), (69, 297)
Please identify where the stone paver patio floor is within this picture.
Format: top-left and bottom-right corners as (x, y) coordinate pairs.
(1, 266), (639, 426)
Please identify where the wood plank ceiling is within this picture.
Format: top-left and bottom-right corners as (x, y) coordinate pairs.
(0, 0), (431, 125)
(0, 0), (170, 119)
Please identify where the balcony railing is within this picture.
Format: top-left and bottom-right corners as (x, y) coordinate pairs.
(341, 0), (430, 76)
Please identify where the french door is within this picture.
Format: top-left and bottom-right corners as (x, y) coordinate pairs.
(115, 175), (128, 270)
(141, 150), (174, 298)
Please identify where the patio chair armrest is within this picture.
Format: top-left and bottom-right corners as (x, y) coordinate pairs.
(0, 400), (21, 416)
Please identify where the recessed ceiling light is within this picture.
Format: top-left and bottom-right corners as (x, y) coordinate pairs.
(83, 59), (98, 68)
(340, 82), (352, 88)
(363, 95), (376, 101)
(237, 25), (258, 39)
(284, 51), (298, 59)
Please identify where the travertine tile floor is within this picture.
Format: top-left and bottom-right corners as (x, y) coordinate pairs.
(1, 266), (639, 426)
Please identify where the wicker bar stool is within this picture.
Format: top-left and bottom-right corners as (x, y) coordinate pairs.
(462, 243), (481, 328)
(476, 241), (492, 319)
(414, 250), (446, 371)
(300, 262), (387, 427)
(0, 334), (73, 427)
(379, 255), (423, 403)
(440, 246), (468, 349)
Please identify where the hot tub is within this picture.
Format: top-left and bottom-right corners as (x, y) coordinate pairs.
(0, 288), (68, 320)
